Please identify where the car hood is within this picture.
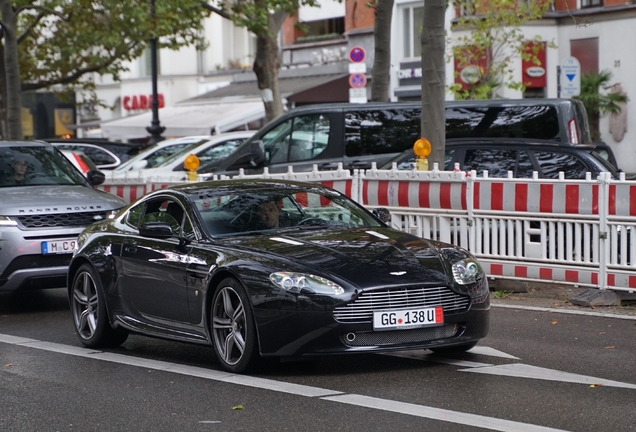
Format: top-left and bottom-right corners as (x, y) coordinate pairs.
(220, 228), (450, 289)
(0, 185), (125, 216)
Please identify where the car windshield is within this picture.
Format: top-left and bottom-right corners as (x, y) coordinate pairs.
(0, 145), (89, 187)
(189, 184), (383, 237)
(115, 140), (205, 171)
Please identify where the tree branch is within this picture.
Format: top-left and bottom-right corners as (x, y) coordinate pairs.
(201, 1), (232, 20)
(15, 4), (72, 21)
(17, 13), (45, 44)
(21, 44), (138, 91)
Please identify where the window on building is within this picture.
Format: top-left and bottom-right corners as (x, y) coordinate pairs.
(402, 5), (424, 58)
(581, 0), (602, 8)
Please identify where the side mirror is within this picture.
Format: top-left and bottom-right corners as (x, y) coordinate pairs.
(139, 222), (173, 239)
(130, 160), (148, 170)
(230, 140), (266, 169)
(248, 140), (265, 167)
(373, 208), (391, 224)
(87, 169), (105, 186)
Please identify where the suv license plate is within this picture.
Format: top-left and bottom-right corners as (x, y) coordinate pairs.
(42, 239), (77, 254)
(373, 307), (444, 331)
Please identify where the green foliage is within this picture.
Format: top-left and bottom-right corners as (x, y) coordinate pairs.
(15, 0), (209, 91)
(575, 69), (628, 142)
(449, 0), (554, 100)
(219, 0), (320, 37)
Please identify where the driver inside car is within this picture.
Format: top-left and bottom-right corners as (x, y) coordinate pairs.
(6, 156), (30, 185)
(256, 200), (282, 229)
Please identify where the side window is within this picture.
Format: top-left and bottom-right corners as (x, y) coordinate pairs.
(137, 198), (185, 235)
(146, 144), (190, 168)
(345, 109), (421, 157)
(534, 151), (588, 179)
(192, 140), (243, 168)
(126, 203), (144, 227)
(462, 149), (517, 178)
(83, 147), (117, 165)
(289, 115), (330, 162)
(515, 150), (536, 178)
(262, 120), (292, 164)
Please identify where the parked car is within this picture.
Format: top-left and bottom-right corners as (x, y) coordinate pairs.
(113, 135), (215, 173)
(108, 131), (254, 180)
(0, 141), (125, 291)
(45, 139), (143, 169)
(195, 98), (616, 179)
(67, 179), (490, 373)
(381, 138), (620, 179)
(59, 149), (102, 178)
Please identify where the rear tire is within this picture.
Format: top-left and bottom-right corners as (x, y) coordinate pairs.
(70, 263), (128, 348)
(210, 277), (259, 373)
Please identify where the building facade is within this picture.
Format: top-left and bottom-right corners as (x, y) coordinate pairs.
(74, 1), (636, 171)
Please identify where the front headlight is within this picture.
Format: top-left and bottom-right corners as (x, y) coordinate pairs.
(0, 216), (18, 226)
(452, 258), (482, 285)
(269, 272), (344, 295)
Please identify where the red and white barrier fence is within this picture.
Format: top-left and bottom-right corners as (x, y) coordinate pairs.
(98, 167), (636, 293)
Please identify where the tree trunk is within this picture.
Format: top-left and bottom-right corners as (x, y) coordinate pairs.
(253, 15), (284, 123)
(370, 0), (394, 102)
(0, 0), (23, 140)
(420, 0), (446, 169)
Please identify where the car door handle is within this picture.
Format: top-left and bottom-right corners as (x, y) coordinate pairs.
(318, 163), (339, 170)
(349, 162), (371, 169)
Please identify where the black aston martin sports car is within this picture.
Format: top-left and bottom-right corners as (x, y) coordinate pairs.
(68, 179), (490, 373)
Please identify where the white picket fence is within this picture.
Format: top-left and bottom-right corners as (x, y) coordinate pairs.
(98, 165), (636, 293)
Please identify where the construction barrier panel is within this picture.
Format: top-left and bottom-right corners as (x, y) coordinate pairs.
(98, 166), (636, 293)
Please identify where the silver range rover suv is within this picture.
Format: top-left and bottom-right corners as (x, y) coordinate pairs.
(0, 141), (126, 291)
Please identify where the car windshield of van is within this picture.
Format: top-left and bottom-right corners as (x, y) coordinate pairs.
(0, 146), (89, 187)
(446, 106), (562, 141)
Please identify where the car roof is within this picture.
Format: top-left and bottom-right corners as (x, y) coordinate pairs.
(0, 140), (53, 148)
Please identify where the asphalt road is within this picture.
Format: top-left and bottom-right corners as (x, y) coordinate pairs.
(1, 288), (635, 432)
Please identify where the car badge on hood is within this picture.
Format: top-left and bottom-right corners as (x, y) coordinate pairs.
(390, 271), (407, 276)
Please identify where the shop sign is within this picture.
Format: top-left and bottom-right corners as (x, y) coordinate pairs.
(123, 94), (165, 111)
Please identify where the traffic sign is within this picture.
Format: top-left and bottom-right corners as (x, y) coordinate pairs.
(349, 46), (366, 63)
(561, 56), (581, 98)
(349, 88), (367, 104)
(349, 73), (367, 89)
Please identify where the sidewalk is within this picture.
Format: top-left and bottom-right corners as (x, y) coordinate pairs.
(488, 280), (636, 318)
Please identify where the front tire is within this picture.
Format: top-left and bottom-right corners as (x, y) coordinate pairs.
(70, 263), (128, 348)
(210, 277), (259, 373)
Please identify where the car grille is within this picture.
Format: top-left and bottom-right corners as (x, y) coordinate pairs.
(0, 254), (72, 286)
(341, 324), (459, 347)
(333, 286), (470, 324)
(16, 211), (110, 228)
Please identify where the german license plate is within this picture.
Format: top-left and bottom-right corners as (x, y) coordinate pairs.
(373, 307), (444, 331)
(41, 239), (77, 254)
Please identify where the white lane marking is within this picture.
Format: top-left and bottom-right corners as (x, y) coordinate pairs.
(0, 333), (569, 431)
(384, 349), (493, 367)
(492, 303), (636, 320)
(469, 346), (520, 359)
(321, 394), (568, 432)
(461, 363), (636, 390)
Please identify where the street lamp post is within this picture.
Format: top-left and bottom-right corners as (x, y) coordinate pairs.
(146, 0), (165, 144)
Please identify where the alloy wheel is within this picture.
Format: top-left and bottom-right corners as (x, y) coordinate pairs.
(212, 286), (247, 366)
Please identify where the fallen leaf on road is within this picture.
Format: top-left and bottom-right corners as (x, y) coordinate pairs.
(232, 405), (244, 411)
(4, 363), (12, 367)
(590, 384), (604, 388)
(605, 346), (615, 349)
(599, 332), (606, 335)
(551, 320), (558, 325)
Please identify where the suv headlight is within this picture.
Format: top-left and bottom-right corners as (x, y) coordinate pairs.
(0, 216), (18, 226)
(269, 272), (344, 295)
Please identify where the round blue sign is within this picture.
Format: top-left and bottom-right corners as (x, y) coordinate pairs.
(349, 46), (366, 63)
(349, 73), (367, 88)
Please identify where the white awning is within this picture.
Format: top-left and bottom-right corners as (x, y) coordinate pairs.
(100, 100), (265, 141)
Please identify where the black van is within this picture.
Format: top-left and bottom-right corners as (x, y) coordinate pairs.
(197, 98), (608, 178)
